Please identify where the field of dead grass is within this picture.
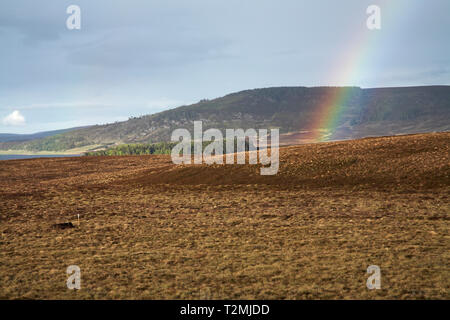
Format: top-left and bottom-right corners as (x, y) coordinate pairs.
(0, 132), (448, 299)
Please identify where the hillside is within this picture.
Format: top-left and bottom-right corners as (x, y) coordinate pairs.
(1, 85), (449, 151)
(0, 126), (90, 143)
(127, 132), (450, 189)
(0, 132), (448, 299)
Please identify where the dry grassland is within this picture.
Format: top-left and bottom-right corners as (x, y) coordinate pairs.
(0, 132), (448, 299)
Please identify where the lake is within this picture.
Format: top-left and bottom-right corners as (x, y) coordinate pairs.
(0, 154), (81, 160)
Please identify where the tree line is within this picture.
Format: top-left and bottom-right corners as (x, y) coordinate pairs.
(84, 139), (251, 156)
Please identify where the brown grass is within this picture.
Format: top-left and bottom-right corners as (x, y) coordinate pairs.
(0, 132), (449, 299)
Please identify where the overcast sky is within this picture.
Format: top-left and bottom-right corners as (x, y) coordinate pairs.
(1, 0), (449, 133)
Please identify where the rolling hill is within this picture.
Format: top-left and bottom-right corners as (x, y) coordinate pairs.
(1, 85), (449, 152)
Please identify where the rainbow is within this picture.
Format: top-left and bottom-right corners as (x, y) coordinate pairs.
(309, 0), (402, 142)
(310, 86), (359, 142)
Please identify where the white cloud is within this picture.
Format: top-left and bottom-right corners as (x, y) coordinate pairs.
(3, 110), (26, 126)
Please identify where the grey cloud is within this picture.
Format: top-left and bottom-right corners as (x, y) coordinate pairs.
(66, 27), (233, 69)
(0, 0), (449, 134)
(0, 1), (65, 45)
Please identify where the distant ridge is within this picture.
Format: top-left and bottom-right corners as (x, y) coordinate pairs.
(0, 126), (92, 143)
(1, 85), (449, 151)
